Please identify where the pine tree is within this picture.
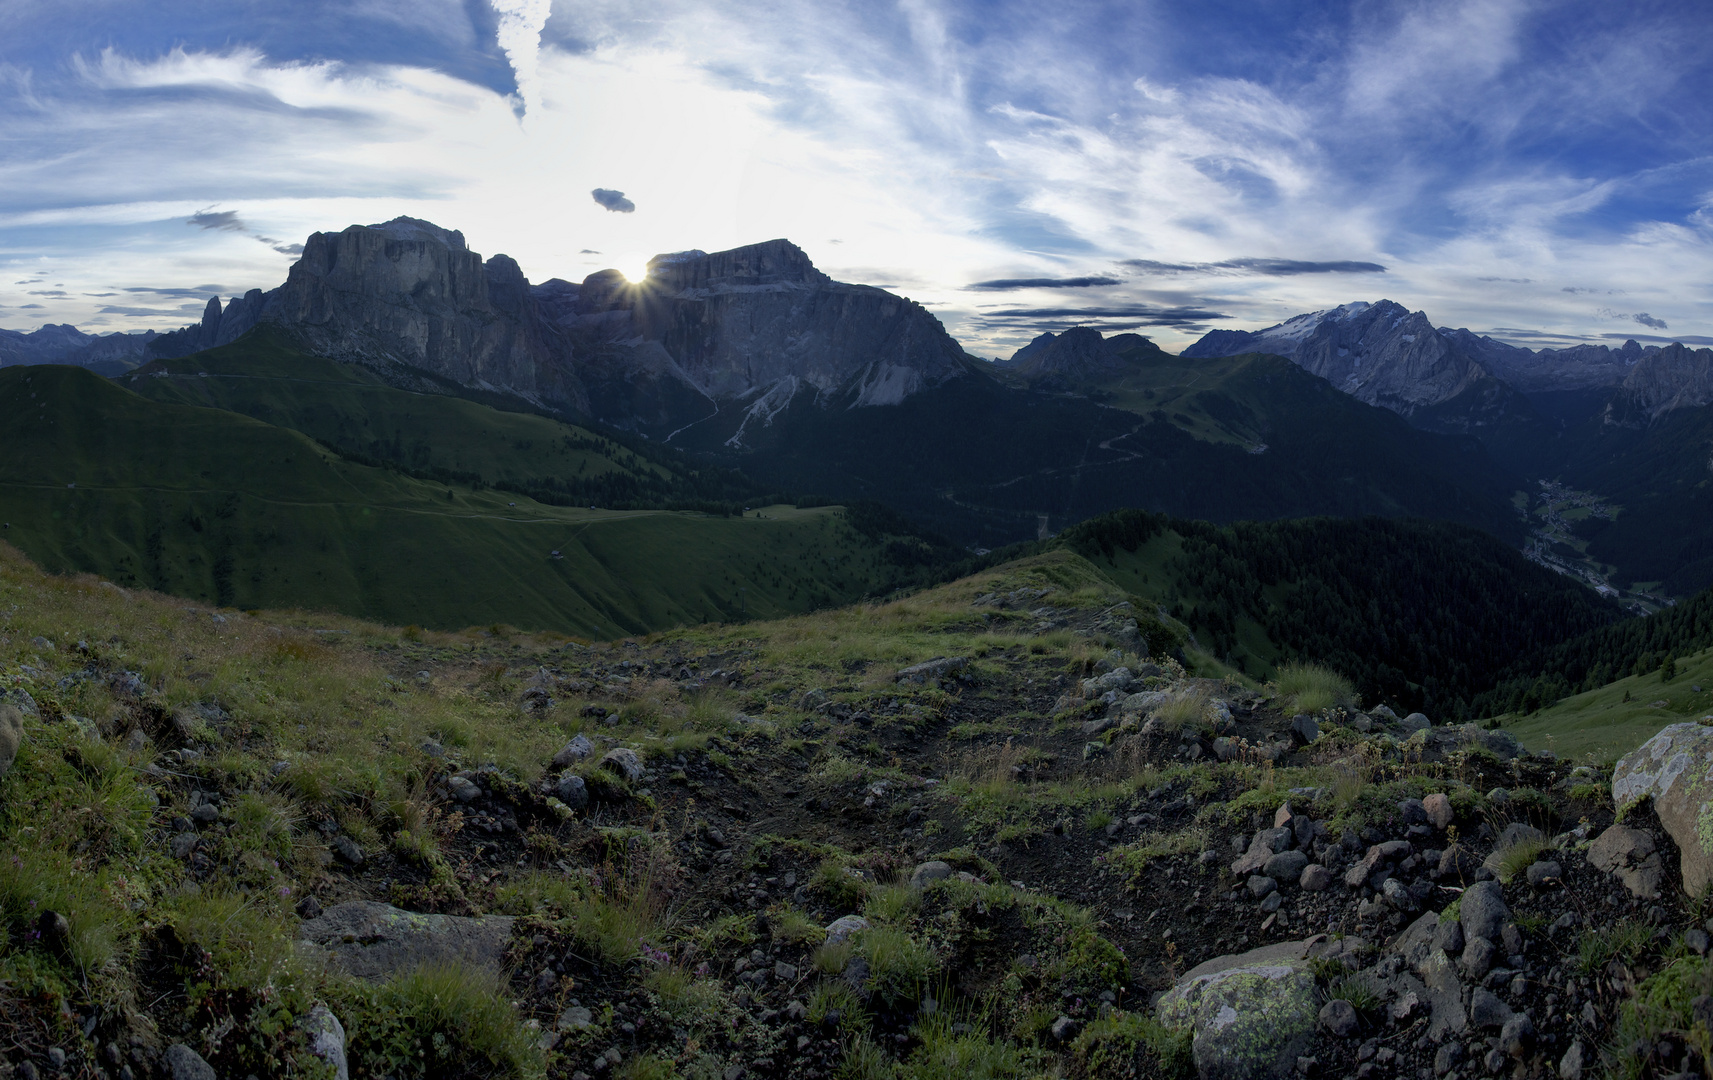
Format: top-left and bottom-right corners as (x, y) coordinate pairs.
(1662, 653), (1678, 681)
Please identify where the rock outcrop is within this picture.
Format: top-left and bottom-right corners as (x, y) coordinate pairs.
(1612, 723), (1713, 895)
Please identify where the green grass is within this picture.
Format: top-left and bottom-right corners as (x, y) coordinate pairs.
(0, 364), (945, 637)
(1500, 645), (1713, 762)
(1275, 662), (1356, 714)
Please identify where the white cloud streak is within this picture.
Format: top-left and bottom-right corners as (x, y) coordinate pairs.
(0, 0), (1709, 355)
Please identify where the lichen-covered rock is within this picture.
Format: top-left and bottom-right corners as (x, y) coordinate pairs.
(1613, 724), (1713, 895)
(302, 1004), (349, 1080)
(0, 703), (24, 778)
(297, 901), (514, 980)
(1157, 944), (1319, 1080)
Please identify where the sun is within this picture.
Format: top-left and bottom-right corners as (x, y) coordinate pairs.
(619, 258), (651, 284)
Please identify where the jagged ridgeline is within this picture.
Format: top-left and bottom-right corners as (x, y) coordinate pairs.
(1054, 508), (1620, 718)
(0, 364), (970, 636)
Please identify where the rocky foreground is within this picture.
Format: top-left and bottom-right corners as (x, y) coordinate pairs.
(2, 544), (1712, 1080)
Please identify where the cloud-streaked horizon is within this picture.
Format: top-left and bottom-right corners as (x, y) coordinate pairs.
(0, 0), (1710, 357)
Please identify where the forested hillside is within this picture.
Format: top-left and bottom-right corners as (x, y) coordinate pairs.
(1474, 583), (1713, 716)
(1057, 508), (1620, 718)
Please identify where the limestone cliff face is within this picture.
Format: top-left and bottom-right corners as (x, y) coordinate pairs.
(138, 227), (967, 429)
(562, 239), (971, 409)
(263, 219), (581, 408)
(1619, 343), (1713, 417)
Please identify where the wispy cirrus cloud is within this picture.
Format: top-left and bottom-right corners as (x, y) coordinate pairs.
(0, 0), (1709, 353)
(966, 275), (1121, 290)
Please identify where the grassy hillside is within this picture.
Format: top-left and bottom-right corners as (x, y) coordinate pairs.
(1050, 508), (1619, 719)
(122, 328), (762, 511)
(0, 365), (954, 637)
(0, 513), (1693, 1080)
(678, 353), (1526, 549)
(1499, 645), (1713, 761)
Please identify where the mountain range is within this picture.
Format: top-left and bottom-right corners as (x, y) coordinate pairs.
(6, 216), (1713, 593)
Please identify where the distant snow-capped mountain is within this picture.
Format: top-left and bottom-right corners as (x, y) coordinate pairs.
(1183, 300), (1712, 421)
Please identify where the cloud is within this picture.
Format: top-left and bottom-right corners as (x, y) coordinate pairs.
(490, 0), (551, 119)
(1633, 312), (1668, 330)
(188, 209), (244, 232)
(123, 285), (236, 300)
(187, 208), (302, 255)
(590, 188), (636, 213)
(968, 304), (1229, 330)
(1123, 258), (1387, 276)
(1602, 332), (1713, 345)
(966, 276), (1122, 290)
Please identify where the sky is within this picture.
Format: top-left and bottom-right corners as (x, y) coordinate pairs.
(2, 0), (1712, 355)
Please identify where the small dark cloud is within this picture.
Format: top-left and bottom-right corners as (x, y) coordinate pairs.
(591, 188), (636, 213)
(1634, 312), (1668, 330)
(19, 304), (42, 309)
(579, 248), (601, 254)
(187, 208), (301, 256)
(1477, 277), (1533, 284)
(27, 290), (69, 297)
(188, 209), (245, 232)
(1124, 257), (1385, 276)
(966, 276), (1124, 291)
(1563, 286), (1596, 294)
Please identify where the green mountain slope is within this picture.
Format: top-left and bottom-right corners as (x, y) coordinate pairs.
(0, 365), (952, 636)
(1499, 646), (1713, 761)
(122, 328), (762, 511)
(674, 349), (1526, 549)
(1050, 508), (1619, 718)
(1472, 580), (1713, 716)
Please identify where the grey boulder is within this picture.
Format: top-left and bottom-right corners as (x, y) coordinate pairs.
(297, 901), (514, 980)
(600, 748), (645, 782)
(1586, 824), (1663, 899)
(910, 861), (953, 890)
(551, 734), (595, 768)
(164, 1044), (217, 1080)
(302, 1004), (349, 1080)
(555, 772), (589, 809)
(1458, 880), (1511, 943)
(1609, 726), (1713, 896)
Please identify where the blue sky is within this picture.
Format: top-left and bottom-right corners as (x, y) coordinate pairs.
(2, 0), (1711, 353)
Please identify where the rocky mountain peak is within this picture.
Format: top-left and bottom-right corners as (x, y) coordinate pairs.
(1004, 326), (1160, 388)
(362, 216), (468, 250)
(646, 239), (831, 292)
